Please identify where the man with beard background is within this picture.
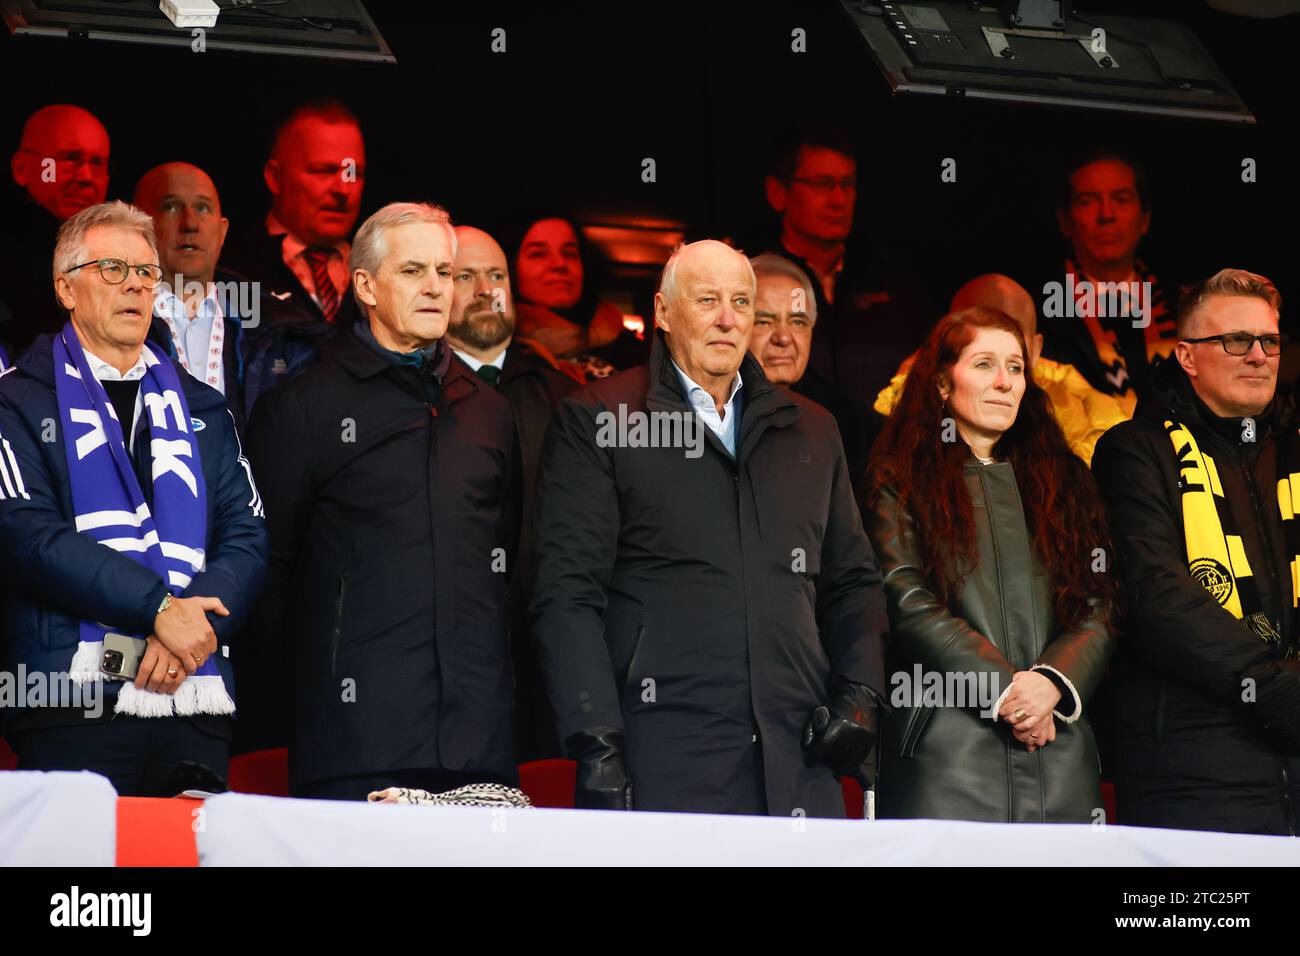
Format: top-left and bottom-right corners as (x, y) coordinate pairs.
(445, 225), (579, 760)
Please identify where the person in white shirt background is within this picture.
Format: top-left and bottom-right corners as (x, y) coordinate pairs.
(134, 162), (247, 431)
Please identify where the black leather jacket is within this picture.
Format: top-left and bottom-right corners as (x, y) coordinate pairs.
(866, 458), (1113, 822)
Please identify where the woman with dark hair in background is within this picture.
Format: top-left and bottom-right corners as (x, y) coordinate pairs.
(503, 214), (647, 375)
(864, 306), (1116, 822)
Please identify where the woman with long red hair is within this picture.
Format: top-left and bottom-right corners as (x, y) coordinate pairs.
(865, 306), (1116, 822)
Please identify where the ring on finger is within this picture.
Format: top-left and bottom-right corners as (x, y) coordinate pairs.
(1013, 709), (1027, 722)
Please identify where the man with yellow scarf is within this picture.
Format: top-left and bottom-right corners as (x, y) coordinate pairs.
(1093, 268), (1300, 835)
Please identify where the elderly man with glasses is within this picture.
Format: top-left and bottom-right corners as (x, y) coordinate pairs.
(0, 200), (267, 796)
(1093, 268), (1300, 834)
(742, 121), (932, 505)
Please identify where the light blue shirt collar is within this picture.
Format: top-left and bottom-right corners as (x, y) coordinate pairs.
(671, 359), (744, 457)
(154, 284), (223, 329)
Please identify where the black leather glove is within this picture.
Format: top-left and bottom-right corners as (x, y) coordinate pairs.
(802, 679), (880, 785)
(163, 760), (227, 798)
(567, 727), (634, 810)
(1242, 659), (1300, 755)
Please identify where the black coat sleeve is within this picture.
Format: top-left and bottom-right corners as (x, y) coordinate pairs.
(530, 395), (624, 748)
(1032, 455), (1116, 718)
(1034, 602), (1114, 720)
(0, 392), (166, 634)
(242, 384), (316, 661)
(815, 422), (887, 699)
(182, 407), (268, 643)
(1092, 423), (1274, 703)
(499, 423), (523, 586)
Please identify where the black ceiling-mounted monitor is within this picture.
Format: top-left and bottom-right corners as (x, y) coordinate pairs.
(841, 1), (1254, 124)
(0, 0), (394, 63)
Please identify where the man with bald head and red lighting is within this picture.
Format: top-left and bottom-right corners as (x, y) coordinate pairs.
(1, 104), (112, 351)
(12, 104), (111, 222)
(220, 98), (367, 414)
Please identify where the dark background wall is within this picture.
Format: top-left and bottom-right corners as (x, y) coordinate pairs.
(2, 0), (1296, 327)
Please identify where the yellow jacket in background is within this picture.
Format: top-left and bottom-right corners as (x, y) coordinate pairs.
(872, 353), (1131, 466)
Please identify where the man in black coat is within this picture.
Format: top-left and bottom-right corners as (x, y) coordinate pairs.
(532, 239), (886, 817)
(1032, 148), (1179, 412)
(444, 225), (578, 761)
(1093, 268), (1300, 834)
(742, 122), (931, 502)
(244, 203), (521, 799)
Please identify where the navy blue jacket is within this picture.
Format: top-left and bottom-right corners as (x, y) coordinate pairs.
(243, 328), (520, 788)
(0, 334), (268, 730)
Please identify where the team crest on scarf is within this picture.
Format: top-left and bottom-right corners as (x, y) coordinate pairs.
(1189, 557), (1233, 606)
(54, 321), (232, 716)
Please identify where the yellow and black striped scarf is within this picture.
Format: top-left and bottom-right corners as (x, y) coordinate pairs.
(1166, 419), (1300, 644)
(1069, 258), (1176, 402)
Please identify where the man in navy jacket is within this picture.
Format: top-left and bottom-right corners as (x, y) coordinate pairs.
(245, 202), (520, 799)
(0, 201), (267, 796)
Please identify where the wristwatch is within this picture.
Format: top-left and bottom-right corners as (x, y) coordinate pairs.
(157, 593), (174, 616)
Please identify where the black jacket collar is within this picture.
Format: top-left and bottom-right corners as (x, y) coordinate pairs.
(642, 329), (799, 461)
(1139, 355), (1291, 451)
(332, 321), (479, 406)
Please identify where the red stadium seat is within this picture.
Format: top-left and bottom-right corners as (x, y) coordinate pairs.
(518, 758), (576, 808)
(842, 777), (866, 819)
(227, 747), (289, 797)
(1101, 780), (1118, 824)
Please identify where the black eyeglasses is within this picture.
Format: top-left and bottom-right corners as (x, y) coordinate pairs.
(1182, 332), (1286, 356)
(63, 258), (164, 289)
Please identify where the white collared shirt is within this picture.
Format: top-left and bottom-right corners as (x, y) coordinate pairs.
(452, 347), (507, 374)
(82, 346), (148, 445)
(153, 284), (226, 394)
(82, 346), (148, 383)
(671, 360), (744, 457)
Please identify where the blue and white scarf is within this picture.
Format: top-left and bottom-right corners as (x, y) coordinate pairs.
(57, 321), (232, 716)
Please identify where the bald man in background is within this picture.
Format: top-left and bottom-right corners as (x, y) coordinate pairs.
(445, 224), (579, 760)
(135, 162), (252, 432)
(874, 273), (1128, 464)
(1, 104), (112, 351)
(11, 104), (110, 222)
